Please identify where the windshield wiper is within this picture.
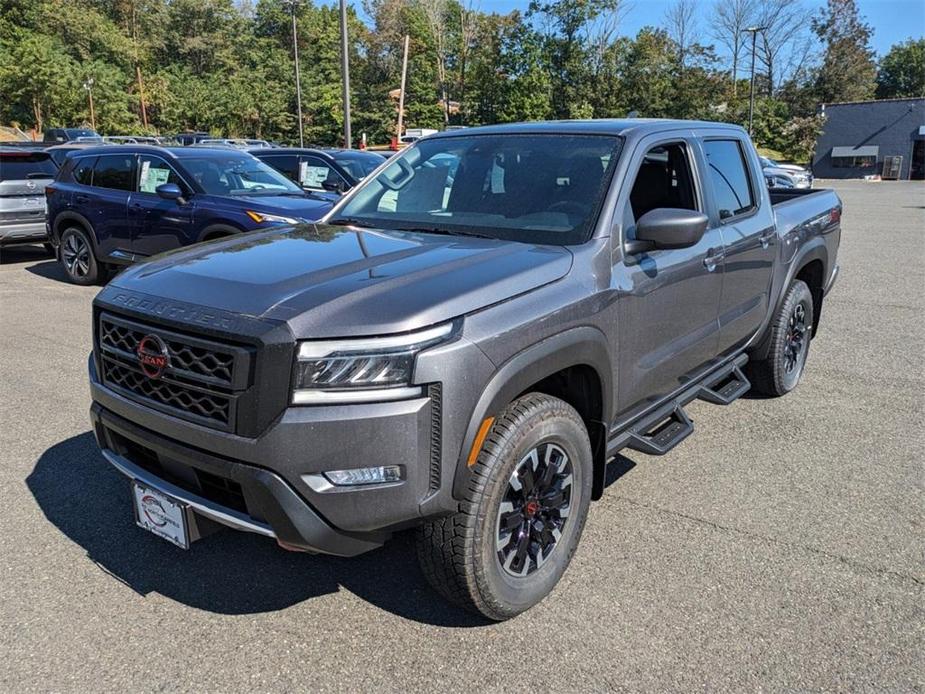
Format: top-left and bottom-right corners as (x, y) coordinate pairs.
(327, 217), (378, 228)
(394, 225), (493, 239)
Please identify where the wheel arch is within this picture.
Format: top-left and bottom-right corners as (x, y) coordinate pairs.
(51, 211), (97, 251)
(452, 327), (614, 501)
(198, 222), (245, 243)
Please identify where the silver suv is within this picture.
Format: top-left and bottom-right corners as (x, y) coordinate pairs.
(0, 148), (56, 249)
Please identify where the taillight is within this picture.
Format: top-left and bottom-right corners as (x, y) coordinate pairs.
(45, 185), (56, 196)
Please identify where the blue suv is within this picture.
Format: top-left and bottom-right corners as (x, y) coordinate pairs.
(45, 145), (333, 284)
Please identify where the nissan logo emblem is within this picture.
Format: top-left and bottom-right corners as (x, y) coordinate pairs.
(136, 334), (170, 379)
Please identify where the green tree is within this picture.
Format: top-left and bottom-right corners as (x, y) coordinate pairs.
(876, 38), (925, 98)
(812, 0), (876, 103)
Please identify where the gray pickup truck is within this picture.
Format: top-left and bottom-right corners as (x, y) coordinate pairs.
(88, 120), (841, 620)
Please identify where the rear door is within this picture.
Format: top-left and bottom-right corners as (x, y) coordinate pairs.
(128, 154), (195, 257)
(0, 151), (56, 236)
(698, 136), (777, 353)
(615, 133), (725, 413)
(84, 153), (136, 259)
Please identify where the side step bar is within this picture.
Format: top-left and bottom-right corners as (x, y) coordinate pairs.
(607, 355), (752, 459)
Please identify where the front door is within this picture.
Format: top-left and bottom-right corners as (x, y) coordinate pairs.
(699, 137), (777, 353)
(129, 154), (195, 257)
(615, 136), (725, 416)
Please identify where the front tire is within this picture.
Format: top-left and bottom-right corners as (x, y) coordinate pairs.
(59, 227), (102, 285)
(416, 393), (593, 620)
(748, 279), (814, 396)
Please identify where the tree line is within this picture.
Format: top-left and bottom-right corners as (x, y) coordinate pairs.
(0, 0), (922, 162)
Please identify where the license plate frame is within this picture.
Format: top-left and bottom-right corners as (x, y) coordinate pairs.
(132, 482), (190, 549)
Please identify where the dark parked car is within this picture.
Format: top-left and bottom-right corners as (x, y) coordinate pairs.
(0, 148), (56, 248)
(45, 145), (332, 284)
(87, 121), (841, 620)
(174, 131), (212, 146)
(250, 147), (387, 201)
(43, 128), (102, 144)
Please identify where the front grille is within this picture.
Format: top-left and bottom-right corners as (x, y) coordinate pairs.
(103, 360), (231, 425)
(98, 313), (252, 432)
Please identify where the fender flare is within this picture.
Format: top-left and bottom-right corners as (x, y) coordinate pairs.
(451, 326), (614, 500)
(52, 211), (98, 252)
(750, 239), (828, 361)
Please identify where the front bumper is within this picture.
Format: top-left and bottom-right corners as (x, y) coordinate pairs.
(0, 221), (48, 245)
(92, 402), (388, 556)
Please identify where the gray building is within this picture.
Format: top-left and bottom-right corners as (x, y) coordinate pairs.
(812, 97), (925, 180)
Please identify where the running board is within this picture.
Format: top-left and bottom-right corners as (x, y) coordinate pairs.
(623, 405), (694, 456)
(697, 364), (751, 405)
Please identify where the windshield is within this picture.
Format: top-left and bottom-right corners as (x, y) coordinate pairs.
(331, 134), (621, 245)
(333, 152), (385, 181)
(182, 155), (304, 196)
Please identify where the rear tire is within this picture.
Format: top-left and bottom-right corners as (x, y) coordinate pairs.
(748, 279), (814, 396)
(416, 393), (593, 621)
(59, 226), (102, 285)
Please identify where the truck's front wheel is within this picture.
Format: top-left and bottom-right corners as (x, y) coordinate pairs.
(416, 393), (593, 620)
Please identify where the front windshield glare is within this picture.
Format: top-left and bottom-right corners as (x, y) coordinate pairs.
(331, 134), (621, 245)
(184, 156), (304, 196)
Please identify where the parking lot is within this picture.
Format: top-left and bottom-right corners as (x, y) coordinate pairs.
(0, 179), (922, 691)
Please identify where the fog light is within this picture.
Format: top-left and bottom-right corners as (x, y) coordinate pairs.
(324, 465), (402, 486)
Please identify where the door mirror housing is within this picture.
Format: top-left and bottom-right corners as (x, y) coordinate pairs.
(321, 179), (347, 194)
(626, 208), (708, 254)
(156, 182), (185, 203)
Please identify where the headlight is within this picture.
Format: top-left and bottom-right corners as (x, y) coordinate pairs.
(292, 323), (453, 404)
(245, 210), (301, 225)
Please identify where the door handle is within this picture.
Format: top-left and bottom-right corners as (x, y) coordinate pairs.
(759, 228), (776, 249)
(75, 195), (90, 203)
(703, 248), (724, 272)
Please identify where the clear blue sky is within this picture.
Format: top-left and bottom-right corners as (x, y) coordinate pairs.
(380, 0), (925, 57)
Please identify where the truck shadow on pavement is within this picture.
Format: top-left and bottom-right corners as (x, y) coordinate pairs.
(27, 432), (489, 627)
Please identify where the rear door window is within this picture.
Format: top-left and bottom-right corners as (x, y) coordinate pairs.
(703, 139), (755, 219)
(73, 157), (96, 185)
(92, 154), (135, 191)
(301, 155), (346, 190)
(137, 154), (183, 193)
(0, 153), (57, 181)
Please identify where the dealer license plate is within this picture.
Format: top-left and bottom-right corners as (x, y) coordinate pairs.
(132, 482), (190, 549)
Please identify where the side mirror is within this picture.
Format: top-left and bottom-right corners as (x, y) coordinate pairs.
(625, 208), (708, 254)
(321, 179), (347, 194)
(156, 182), (185, 203)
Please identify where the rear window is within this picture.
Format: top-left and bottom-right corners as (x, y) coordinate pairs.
(703, 139), (756, 219)
(0, 153), (57, 181)
(73, 157), (96, 185)
(92, 154), (135, 191)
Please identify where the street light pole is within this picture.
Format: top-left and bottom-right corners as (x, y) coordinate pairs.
(284, 0), (304, 147)
(83, 77), (96, 131)
(339, 0), (352, 149)
(745, 26), (767, 137)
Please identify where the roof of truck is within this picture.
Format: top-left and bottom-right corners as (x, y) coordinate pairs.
(430, 119), (747, 139)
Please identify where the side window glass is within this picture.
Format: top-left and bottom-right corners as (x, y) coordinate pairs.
(629, 143), (698, 220)
(300, 156), (340, 189)
(263, 155), (299, 183)
(74, 157), (96, 185)
(137, 155), (182, 193)
(703, 139), (755, 219)
(92, 154), (135, 191)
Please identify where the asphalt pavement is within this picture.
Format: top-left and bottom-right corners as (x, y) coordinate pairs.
(1, 180), (922, 692)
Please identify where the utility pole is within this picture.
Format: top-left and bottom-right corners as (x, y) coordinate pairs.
(284, 0), (304, 147)
(339, 0), (352, 149)
(83, 77), (96, 131)
(396, 34), (410, 141)
(745, 26), (766, 136)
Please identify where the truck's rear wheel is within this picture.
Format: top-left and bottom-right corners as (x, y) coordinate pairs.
(416, 393), (592, 620)
(748, 279), (814, 396)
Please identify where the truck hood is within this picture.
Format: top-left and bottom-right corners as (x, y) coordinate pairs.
(109, 224), (573, 337)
